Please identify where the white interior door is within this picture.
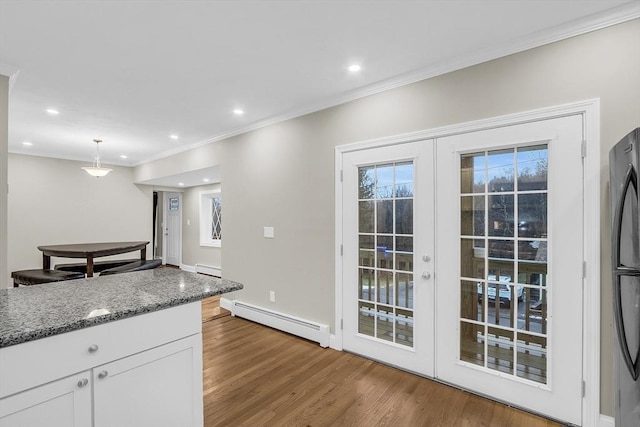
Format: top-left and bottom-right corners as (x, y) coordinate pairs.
(342, 140), (435, 376)
(435, 115), (584, 425)
(164, 192), (182, 267)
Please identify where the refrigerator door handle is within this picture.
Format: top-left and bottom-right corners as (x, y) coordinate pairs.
(612, 164), (640, 380)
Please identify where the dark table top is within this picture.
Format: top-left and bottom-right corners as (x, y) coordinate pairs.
(37, 241), (149, 258)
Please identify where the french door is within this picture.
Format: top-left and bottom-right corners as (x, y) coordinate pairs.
(342, 140), (435, 376)
(340, 114), (584, 424)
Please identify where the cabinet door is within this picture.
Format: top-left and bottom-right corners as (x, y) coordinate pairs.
(0, 371), (91, 427)
(93, 334), (203, 427)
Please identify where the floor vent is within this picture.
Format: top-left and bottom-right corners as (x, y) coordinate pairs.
(230, 301), (329, 348)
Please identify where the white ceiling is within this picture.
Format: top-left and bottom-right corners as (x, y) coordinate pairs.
(1, 1), (638, 186)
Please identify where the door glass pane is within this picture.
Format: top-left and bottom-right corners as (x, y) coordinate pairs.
(518, 287), (547, 334)
(461, 154), (485, 193)
(459, 145), (549, 384)
(376, 305), (394, 342)
(460, 322), (484, 367)
(488, 149), (514, 192)
(517, 145), (548, 191)
(516, 333), (547, 383)
(487, 327), (514, 375)
(461, 280), (483, 322)
(357, 162), (415, 348)
(489, 194), (514, 237)
(461, 195), (485, 236)
(518, 194), (547, 238)
(461, 238), (485, 279)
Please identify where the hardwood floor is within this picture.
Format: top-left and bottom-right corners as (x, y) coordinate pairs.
(202, 315), (561, 427)
(202, 295), (230, 322)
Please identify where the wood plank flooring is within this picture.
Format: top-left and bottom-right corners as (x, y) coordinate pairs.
(202, 315), (561, 427)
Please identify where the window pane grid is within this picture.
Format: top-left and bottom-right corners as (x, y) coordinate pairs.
(460, 146), (548, 384)
(358, 162), (414, 348)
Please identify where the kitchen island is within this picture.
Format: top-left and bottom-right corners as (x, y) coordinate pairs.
(0, 268), (243, 427)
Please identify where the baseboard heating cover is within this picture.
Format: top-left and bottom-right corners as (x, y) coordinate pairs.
(195, 264), (221, 277)
(229, 300), (329, 348)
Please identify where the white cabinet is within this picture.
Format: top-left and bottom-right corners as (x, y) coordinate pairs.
(0, 371), (91, 426)
(0, 302), (203, 427)
(94, 334), (202, 427)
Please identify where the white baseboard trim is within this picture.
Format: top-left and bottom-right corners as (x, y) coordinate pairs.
(220, 297), (233, 312)
(599, 414), (614, 427)
(180, 264), (196, 272)
(224, 299), (330, 348)
(195, 264), (222, 277)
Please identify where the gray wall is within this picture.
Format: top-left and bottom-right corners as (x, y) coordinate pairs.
(181, 183), (222, 269)
(7, 154), (153, 275)
(139, 19), (639, 416)
(0, 75), (8, 285)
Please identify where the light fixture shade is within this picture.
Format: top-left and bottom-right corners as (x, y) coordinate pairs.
(82, 139), (112, 177)
(82, 166), (112, 177)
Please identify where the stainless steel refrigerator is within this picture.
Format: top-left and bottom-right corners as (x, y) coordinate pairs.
(610, 127), (640, 426)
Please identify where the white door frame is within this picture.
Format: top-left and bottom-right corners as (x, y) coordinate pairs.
(334, 99), (600, 426)
(163, 192), (183, 267)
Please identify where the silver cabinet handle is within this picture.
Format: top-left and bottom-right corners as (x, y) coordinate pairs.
(422, 255), (431, 262)
(422, 272), (431, 280)
(77, 378), (89, 388)
(97, 370), (109, 380)
(88, 344), (99, 353)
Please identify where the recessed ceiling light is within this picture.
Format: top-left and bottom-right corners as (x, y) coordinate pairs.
(170, 134), (179, 140)
(22, 141), (33, 146)
(120, 155), (128, 159)
(202, 178), (210, 183)
(233, 109), (244, 116)
(348, 64), (362, 73)
(46, 109), (59, 115)
(178, 182), (185, 186)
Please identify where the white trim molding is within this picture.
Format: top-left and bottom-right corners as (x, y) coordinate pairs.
(335, 99), (601, 426)
(599, 414), (614, 427)
(135, 4), (639, 167)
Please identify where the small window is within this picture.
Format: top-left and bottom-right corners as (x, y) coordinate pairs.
(200, 190), (221, 247)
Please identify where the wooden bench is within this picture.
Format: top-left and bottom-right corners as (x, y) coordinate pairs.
(54, 259), (138, 274)
(99, 259), (162, 276)
(11, 269), (86, 287)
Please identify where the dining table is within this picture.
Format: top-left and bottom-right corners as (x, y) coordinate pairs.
(37, 241), (149, 277)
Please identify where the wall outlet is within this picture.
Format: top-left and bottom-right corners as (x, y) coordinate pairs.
(269, 291), (276, 303)
(264, 226), (275, 238)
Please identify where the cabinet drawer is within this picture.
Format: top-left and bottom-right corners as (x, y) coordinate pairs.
(0, 302), (201, 398)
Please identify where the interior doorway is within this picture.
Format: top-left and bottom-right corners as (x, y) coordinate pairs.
(163, 192), (182, 267)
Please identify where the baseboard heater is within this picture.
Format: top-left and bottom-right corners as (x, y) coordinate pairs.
(195, 264), (221, 277)
(229, 300), (329, 348)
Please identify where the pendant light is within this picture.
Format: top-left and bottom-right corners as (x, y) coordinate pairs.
(82, 139), (112, 177)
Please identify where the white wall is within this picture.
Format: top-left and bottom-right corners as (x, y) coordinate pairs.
(0, 75), (8, 285)
(134, 19), (640, 416)
(7, 154), (153, 276)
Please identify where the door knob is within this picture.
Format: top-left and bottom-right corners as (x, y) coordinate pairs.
(422, 272), (431, 280)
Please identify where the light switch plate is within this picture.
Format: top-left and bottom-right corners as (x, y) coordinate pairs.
(264, 226), (275, 238)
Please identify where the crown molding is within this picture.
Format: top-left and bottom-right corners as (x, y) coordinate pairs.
(136, 2), (640, 167)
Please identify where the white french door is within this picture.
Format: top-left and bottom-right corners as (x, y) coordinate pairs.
(339, 114), (585, 425)
(342, 140), (435, 376)
(435, 115), (584, 425)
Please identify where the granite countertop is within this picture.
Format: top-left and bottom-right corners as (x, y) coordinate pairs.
(0, 268), (243, 348)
